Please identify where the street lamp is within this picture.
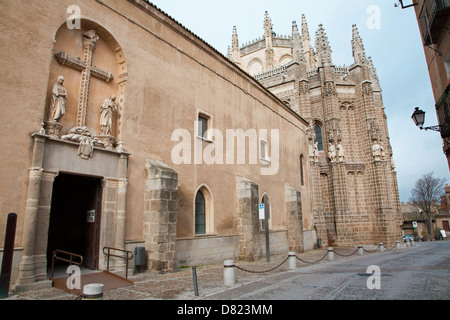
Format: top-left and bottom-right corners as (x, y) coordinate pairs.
(411, 107), (445, 133)
(411, 107), (425, 128)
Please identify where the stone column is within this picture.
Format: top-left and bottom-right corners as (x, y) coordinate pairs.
(34, 170), (59, 282)
(144, 159), (178, 273)
(236, 176), (260, 261)
(15, 167), (43, 286)
(15, 135), (47, 289)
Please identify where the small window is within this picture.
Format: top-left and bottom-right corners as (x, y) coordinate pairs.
(197, 114), (209, 139)
(314, 125), (323, 151)
(260, 139), (269, 161)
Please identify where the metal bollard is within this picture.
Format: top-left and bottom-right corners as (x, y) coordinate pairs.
(223, 260), (235, 287)
(396, 240), (400, 249)
(327, 247), (334, 261)
(192, 266), (199, 296)
(379, 243), (384, 252)
(288, 252), (296, 270)
(405, 239), (410, 247)
(358, 245), (364, 256)
(82, 283), (104, 300)
(409, 239), (414, 247)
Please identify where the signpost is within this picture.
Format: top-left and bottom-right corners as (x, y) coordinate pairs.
(259, 204), (265, 220)
(259, 199), (270, 263)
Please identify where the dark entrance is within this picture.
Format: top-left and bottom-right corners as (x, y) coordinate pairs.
(47, 173), (102, 270)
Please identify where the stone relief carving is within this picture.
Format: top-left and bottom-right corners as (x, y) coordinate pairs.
(61, 126), (105, 160)
(322, 81), (336, 97)
(362, 81), (373, 96)
(78, 136), (94, 160)
(298, 80), (310, 94)
(326, 120), (341, 144)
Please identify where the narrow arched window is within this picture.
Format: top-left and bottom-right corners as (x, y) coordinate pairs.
(195, 191), (206, 235)
(300, 154), (305, 186)
(314, 125), (323, 151)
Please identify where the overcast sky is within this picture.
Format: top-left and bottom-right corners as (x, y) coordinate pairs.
(150, 0), (450, 202)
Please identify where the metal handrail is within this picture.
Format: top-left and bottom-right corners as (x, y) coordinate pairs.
(50, 249), (83, 280)
(103, 247), (134, 279)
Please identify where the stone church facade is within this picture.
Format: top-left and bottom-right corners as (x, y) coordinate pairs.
(0, 1), (401, 292)
(228, 12), (403, 248)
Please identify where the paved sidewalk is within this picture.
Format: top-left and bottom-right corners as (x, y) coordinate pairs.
(4, 245), (398, 300)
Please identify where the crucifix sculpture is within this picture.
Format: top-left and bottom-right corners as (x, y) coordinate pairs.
(54, 30), (114, 127)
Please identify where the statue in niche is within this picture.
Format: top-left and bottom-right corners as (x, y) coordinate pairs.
(99, 95), (117, 136)
(372, 141), (385, 161)
(49, 76), (68, 122)
(328, 142), (337, 163)
(309, 141), (319, 164)
(313, 142), (319, 163)
(337, 143), (345, 163)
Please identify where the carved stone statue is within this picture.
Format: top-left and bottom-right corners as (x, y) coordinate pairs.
(337, 143), (345, 163)
(50, 76), (68, 122)
(309, 141), (319, 164)
(99, 95), (117, 135)
(328, 142), (336, 163)
(372, 141), (385, 161)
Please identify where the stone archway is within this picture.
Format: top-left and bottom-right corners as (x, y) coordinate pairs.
(14, 20), (130, 292)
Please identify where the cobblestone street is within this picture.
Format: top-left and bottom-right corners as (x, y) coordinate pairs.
(4, 245), (396, 300)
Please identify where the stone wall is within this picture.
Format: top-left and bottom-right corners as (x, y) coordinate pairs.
(144, 159), (178, 273)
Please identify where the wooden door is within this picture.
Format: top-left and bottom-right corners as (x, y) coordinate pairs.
(83, 178), (102, 270)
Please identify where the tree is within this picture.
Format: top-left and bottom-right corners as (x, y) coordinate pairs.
(409, 172), (447, 238)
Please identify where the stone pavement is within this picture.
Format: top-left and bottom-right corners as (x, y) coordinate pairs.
(3, 245), (396, 300)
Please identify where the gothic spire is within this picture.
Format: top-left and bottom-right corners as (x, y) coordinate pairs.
(367, 56), (380, 88)
(232, 25), (239, 51)
(230, 26), (241, 66)
(263, 11), (274, 48)
(301, 14), (317, 71)
(315, 24), (333, 66)
(263, 11), (274, 69)
(301, 14), (310, 42)
(292, 20), (304, 63)
(351, 24), (366, 65)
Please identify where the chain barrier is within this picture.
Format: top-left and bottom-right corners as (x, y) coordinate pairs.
(363, 244), (381, 253)
(232, 242), (399, 275)
(384, 242), (398, 250)
(234, 256), (289, 274)
(333, 247), (359, 257)
(295, 250), (328, 264)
